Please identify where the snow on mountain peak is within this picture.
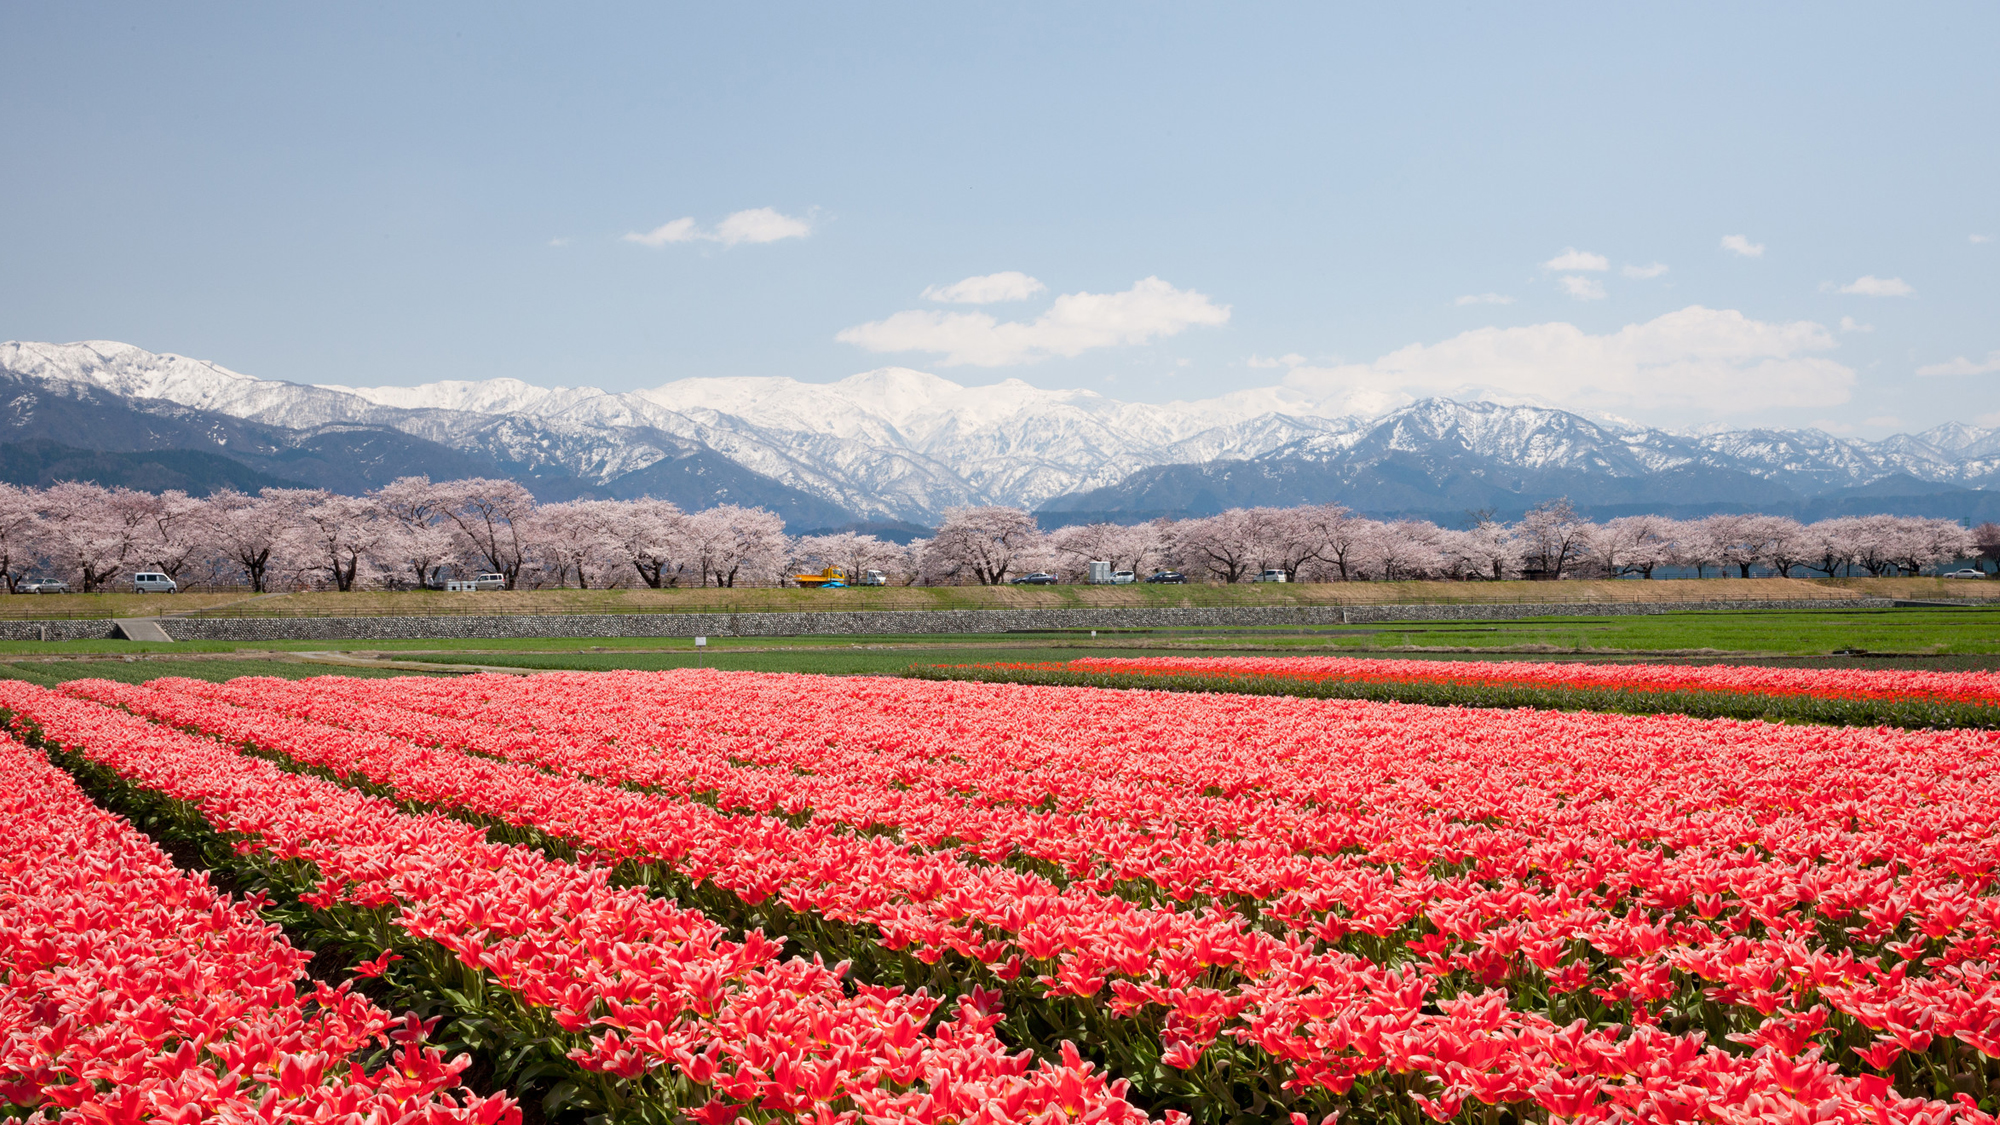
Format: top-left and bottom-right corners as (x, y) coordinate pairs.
(2, 339), (1992, 521)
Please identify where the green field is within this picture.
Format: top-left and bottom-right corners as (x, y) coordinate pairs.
(2, 604), (1994, 686)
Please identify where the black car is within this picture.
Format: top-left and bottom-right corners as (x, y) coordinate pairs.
(1010, 572), (1059, 585)
(1146, 570), (1186, 584)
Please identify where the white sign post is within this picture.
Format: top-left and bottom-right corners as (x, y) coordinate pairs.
(694, 635), (706, 668)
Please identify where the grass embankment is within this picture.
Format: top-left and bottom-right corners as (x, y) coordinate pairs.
(2, 574), (1992, 620)
(905, 661), (2000, 731)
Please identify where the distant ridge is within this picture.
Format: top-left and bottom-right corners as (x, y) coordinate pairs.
(0, 439), (306, 494)
(1, 340), (1993, 523)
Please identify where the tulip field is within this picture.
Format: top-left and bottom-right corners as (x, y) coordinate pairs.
(912, 655), (2000, 729)
(7, 666), (2000, 1125)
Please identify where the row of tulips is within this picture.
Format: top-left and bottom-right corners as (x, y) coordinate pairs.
(910, 656), (2000, 728)
(67, 668), (2000, 1125)
(0, 727), (518, 1125)
(0, 679), (1157, 1125)
(1057, 656), (2000, 705)
(63, 674), (1330, 1118)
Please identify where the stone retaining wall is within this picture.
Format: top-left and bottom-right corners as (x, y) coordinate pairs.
(0, 619), (124, 642)
(41, 596), (1891, 641)
(0, 596), (1917, 643)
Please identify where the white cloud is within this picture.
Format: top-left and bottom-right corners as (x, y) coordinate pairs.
(624, 217), (700, 247)
(1839, 316), (1873, 333)
(1455, 293), (1514, 305)
(1916, 350), (2000, 377)
(922, 272), (1046, 304)
(837, 276), (1230, 366)
(1621, 262), (1669, 279)
(1835, 275), (1914, 297)
(1972, 234), (1992, 244)
(623, 208), (810, 248)
(712, 207), (811, 246)
(1544, 248), (1609, 271)
(1720, 234), (1765, 258)
(1279, 305), (1855, 417)
(1247, 353), (1307, 368)
(1559, 275), (1607, 301)
(547, 237), (573, 248)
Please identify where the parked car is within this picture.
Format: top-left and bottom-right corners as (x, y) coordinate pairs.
(1944, 568), (1989, 579)
(473, 572), (508, 590)
(133, 571), (178, 593)
(1112, 570), (1137, 585)
(1252, 568), (1289, 583)
(18, 578), (70, 594)
(1010, 572), (1059, 585)
(856, 569), (889, 586)
(1146, 570), (1186, 584)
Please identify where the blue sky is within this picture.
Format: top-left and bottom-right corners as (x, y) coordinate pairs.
(3, 3), (1995, 435)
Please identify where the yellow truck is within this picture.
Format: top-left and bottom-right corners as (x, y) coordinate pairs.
(793, 566), (848, 588)
(793, 566), (888, 588)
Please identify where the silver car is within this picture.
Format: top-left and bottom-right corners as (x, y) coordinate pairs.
(133, 571), (179, 593)
(19, 578), (71, 594)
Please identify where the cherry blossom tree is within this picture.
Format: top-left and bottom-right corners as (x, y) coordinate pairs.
(600, 499), (692, 588)
(1304, 505), (1370, 580)
(1436, 515), (1514, 581)
(1800, 518), (1860, 578)
(1170, 510), (1262, 583)
(436, 478), (537, 589)
(1587, 515), (1675, 579)
(1886, 517), (1976, 575)
(1253, 506), (1331, 580)
(1747, 516), (1810, 577)
(139, 491), (215, 585)
(205, 488), (313, 593)
(36, 482), (159, 591)
(0, 483), (42, 593)
(686, 505), (788, 587)
(792, 531), (906, 583)
(1360, 520), (1443, 581)
(373, 477), (460, 589)
(1844, 515), (1902, 577)
(295, 492), (390, 591)
(921, 506), (1044, 585)
(530, 500), (626, 589)
(1515, 499), (1590, 579)
(1048, 521), (1169, 580)
(1974, 522), (2000, 574)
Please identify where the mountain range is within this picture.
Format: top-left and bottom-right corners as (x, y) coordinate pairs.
(2, 340), (1995, 528)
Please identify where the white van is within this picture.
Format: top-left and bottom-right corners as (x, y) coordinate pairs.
(133, 572), (178, 593)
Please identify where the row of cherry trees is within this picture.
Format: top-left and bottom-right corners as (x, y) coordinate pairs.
(0, 479), (789, 593)
(0, 478), (1992, 592)
(930, 503), (1996, 585)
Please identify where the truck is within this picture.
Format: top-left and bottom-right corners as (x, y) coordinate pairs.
(1087, 560), (1115, 584)
(794, 566), (848, 588)
(796, 566), (890, 588)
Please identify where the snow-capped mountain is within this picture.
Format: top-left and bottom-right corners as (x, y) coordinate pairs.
(1, 340), (1994, 524)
